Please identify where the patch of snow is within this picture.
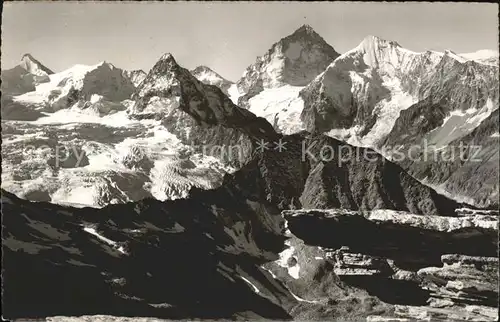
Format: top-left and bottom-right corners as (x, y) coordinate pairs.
(428, 98), (497, 148)
(261, 266), (278, 279)
(490, 132), (500, 138)
(83, 226), (127, 254)
(276, 240), (300, 279)
(240, 276), (261, 294)
(444, 50), (467, 63)
(289, 289), (320, 304)
(90, 94), (103, 104)
(367, 209), (498, 232)
(357, 77), (417, 147)
(227, 84), (242, 105)
(31, 109), (134, 127)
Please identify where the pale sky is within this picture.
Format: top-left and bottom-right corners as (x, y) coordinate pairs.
(2, 2), (498, 81)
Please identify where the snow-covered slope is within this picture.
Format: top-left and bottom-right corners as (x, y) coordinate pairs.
(1, 109), (234, 208)
(247, 85), (305, 134)
(191, 65), (233, 95)
(297, 35), (498, 206)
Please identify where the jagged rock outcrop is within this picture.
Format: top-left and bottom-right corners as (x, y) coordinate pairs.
(191, 65), (233, 96)
(277, 208), (498, 321)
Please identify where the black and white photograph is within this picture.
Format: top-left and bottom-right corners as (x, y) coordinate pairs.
(1, 1), (499, 321)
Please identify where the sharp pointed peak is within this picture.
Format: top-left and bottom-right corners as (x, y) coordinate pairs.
(96, 61), (116, 69)
(159, 53), (177, 63)
(21, 53), (36, 60)
(296, 24), (315, 32)
(288, 24), (322, 38)
(19, 53), (54, 75)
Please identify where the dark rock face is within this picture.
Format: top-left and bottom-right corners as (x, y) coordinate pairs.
(391, 109), (499, 208)
(130, 53), (279, 168)
(295, 134), (462, 216)
(280, 209), (498, 321)
(1, 65), (39, 96)
(236, 24), (340, 108)
(1, 95), (45, 120)
(1, 182), (291, 320)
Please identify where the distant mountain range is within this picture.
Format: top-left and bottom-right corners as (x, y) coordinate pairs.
(2, 24), (497, 207)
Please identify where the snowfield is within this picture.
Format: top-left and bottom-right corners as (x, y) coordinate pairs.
(1, 108), (233, 208)
(247, 85), (305, 134)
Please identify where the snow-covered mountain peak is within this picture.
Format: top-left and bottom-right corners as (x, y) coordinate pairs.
(235, 25), (339, 107)
(190, 65), (233, 95)
(359, 35), (402, 49)
(19, 53), (54, 76)
(286, 24), (323, 41)
(191, 65), (226, 81)
(159, 53), (177, 64)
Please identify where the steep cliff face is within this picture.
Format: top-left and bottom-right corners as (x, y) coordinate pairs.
(393, 108), (499, 207)
(236, 25), (339, 98)
(230, 25), (339, 134)
(122, 69), (147, 87)
(129, 53), (278, 168)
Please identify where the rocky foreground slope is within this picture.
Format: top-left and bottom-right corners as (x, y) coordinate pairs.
(2, 168), (496, 321)
(274, 208), (498, 321)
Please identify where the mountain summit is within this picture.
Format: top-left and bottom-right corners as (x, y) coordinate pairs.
(19, 53), (54, 76)
(234, 25), (340, 107)
(191, 65), (233, 95)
